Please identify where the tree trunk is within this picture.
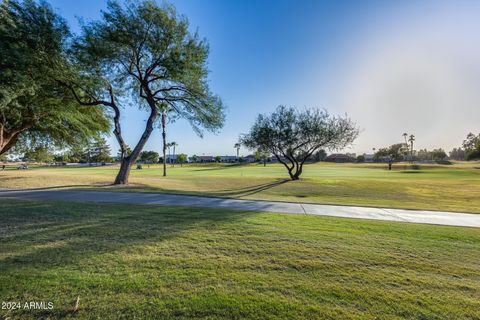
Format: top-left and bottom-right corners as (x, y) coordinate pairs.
(292, 169), (302, 180)
(0, 122), (30, 156)
(0, 131), (21, 156)
(172, 145), (176, 167)
(162, 111), (167, 177)
(113, 104), (158, 185)
(112, 104), (128, 159)
(114, 157), (134, 185)
(289, 160), (304, 180)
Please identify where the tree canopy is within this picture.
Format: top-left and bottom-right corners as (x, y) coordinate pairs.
(0, 0), (109, 156)
(68, 0), (225, 184)
(139, 150), (159, 163)
(241, 106), (358, 180)
(373, 143), (406, 162)
(462, 133), (480, 160)
(22, 146), (54, 163)
(177, 153), (187, 165)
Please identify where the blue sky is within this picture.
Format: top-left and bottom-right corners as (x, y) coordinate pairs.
(49, 0), (480, 156)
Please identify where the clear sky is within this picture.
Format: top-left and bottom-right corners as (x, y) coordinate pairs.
(48, 0), (480, 157)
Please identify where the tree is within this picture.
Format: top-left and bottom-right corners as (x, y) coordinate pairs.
(0, 0), (109, 156)
(66, 144), (87, 163)
(449, 148), (466, 161)
(23, 146), (54, 163)
(416, 148), (447, 161)
(241, 106), (358, 180)
(159, 106), (172, 176)
(431, 149), (447, 161)
(139, 150), (159, 163)
(66, 0), (224, 184)
(177, 153), (187, 166)
(466, 149), (480, 160)
(215, 155), (221, 162)
(313, 149), (327, 162)
(374, 143), (405, 162)
(89, 137), (112, 163)
(116, 146), (132, 162)
(234, 142), (241, 160)
(170, 141), (178, 166)
(191, 154), (198, 163)
(254, 149), (269, 166)
(408, 134), (415, 161)
(462, 133), (480, 160)
(260, 151), (269, 166)
(356, 155), (365, 163)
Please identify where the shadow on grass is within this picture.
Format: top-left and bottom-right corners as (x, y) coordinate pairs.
(0, 184), (102, 192)
(399, 171), (426, 174)
(190, 163), (252, 172)
(0, 200), (255, 318)
(1, 200), (252, 267)
(101, 179), (291, 199)
(210, 179), (290, 197)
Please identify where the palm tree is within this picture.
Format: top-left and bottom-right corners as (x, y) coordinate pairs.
(234, 142), (241, 161)
(159, 104), (173, 177)
(167, 142), (172, 161)
(170, 141), (178, 167)
(408, 134), (415, 162)
(403, 133), (408, 145)
(401, 133), (410, 161)
(402, 132), (409, 156)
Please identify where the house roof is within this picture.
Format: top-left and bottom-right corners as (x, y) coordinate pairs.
(326, 153), (352, 159)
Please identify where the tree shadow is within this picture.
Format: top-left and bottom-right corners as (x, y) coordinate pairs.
(190, 163), (252, 172)
(112, 179), (290, 199)
(0, 199), (256, 318)
(399, 171), (426, 174)
(209, 179), (289, 197)
(0, 184), (99, 193)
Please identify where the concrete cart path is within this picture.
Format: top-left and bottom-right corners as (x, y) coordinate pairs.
(1, 189), (479, 228)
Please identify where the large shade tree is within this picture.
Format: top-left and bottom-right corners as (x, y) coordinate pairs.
(462, 132), (480, 160)
(0, 0), (109, 156)
(241, 106), (358, 180)
(66, 0), (224, 184)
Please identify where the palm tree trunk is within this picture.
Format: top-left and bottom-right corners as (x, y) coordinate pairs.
(162, 111), (167, 177)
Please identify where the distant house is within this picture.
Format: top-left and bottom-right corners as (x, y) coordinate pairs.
(269, 155), (279, 162)
(165, 154), (188, 163)
(363, 153), (374, 163)
(325, 153), (354, 163)
(269, 155), (289, 163)
(243, 155), (256, 163)
(196, 156), (215, 163)
(220, 155), (237, 163)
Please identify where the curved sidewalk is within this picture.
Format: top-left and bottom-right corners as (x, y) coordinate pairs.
(1, 189), (479, 228)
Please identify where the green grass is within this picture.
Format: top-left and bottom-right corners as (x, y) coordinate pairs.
(1, 161), (480, 213)
(0, 200), (479, 319)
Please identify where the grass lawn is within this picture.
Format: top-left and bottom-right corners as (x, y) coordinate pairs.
(1, 161), (479, 213)
(0, 200), (479, 319)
